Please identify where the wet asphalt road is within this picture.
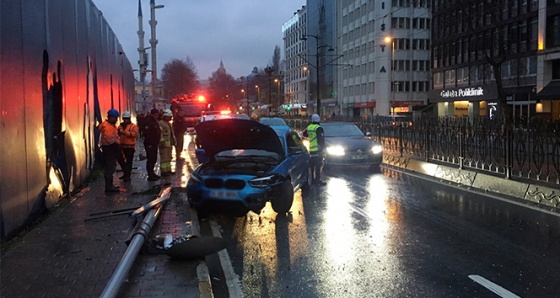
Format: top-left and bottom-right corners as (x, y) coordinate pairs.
(199, 166), (560, 298)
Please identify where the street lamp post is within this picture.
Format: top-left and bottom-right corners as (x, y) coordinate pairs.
(301, 34), (335, 117)
(265, 66), (275, 115)
(274, 78), (281, 113)
(385, 36), (395, 116)
(301, 34), (321, 116)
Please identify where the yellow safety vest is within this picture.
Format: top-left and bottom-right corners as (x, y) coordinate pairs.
(307, 123), (320, 153)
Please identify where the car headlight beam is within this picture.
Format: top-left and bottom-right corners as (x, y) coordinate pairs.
(326, 145), (345, 156)
(371, 145), (383, 154)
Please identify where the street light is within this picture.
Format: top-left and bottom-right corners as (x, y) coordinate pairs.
(301, 34), (333, 117)
(255, 85), (260, 102)
(150, 0), (164, 102)
(274, 78), (281, 112)
(385, 36), (395, 116)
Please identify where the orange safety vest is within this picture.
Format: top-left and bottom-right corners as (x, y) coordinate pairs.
(99, 120), (120, 145)
(118, 123), (138, 149)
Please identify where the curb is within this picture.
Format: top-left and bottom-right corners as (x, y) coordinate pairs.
(383, 155), (560, 213)
(190, 206), (214, 298)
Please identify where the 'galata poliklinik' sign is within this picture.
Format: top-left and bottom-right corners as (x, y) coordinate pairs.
(440, 87), (484, 98)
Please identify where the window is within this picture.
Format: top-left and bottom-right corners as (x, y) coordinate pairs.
(445, 69), (456, 87)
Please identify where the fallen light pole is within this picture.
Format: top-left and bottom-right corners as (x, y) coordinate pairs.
(100, 186), (172, 298)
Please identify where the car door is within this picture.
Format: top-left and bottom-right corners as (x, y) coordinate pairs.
(286, 131), (309, 188)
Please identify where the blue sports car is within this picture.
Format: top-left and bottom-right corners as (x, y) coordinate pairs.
(187, 119), (310, 216)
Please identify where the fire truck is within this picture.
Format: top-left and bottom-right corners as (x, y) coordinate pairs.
(171, 94), (211, 134)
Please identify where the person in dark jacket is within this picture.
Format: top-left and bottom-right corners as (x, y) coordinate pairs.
(143, 109), (162, 181)
(173, 108), (187, 160)
(302, 113), (326, 186)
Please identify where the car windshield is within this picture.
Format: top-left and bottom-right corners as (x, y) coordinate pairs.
(260, 118), (287, 126)
(322, 123), (364, 137)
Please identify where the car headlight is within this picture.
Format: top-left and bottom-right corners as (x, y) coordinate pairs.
(249, 174), (282, 188)
(371, 145), (383, 154)
(326, 145), (345, 156)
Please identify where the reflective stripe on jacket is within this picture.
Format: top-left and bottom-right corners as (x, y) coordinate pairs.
(307, 123), (320, 153)
(158, 120), (175, 148)
(99, 120), (120, 145)
(118, 123), (138, 149)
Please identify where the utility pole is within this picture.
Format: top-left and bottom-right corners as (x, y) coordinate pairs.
(150, 0), (164, 107)
(137, 0), (149, 112)
(265, 66), (275, 115)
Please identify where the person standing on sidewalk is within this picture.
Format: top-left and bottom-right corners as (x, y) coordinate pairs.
(159, 109), (176, 176)
(99, 109), (121, 192)
(302, 113), (326, 186)
(173, 108), (187, 160)
(117, 111), (138, 182)
(143, 109), (162, 181)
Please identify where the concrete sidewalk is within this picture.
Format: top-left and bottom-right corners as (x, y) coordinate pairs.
(0, 143), (212, 297)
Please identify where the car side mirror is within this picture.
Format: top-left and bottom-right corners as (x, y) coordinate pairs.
(195, 148), (209, 164)
(365, 131), (372, 136)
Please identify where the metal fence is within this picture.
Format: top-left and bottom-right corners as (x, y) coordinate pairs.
(285, 116), (560, 186)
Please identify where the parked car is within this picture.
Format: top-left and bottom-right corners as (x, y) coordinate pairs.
(259, 117), (291, 130)
(187, 119), (310, 217)
(321, 122), (383, 169)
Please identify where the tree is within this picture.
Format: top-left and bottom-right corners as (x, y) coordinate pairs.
(271, 45), (281, 75)
(207, 61), (238, 110)
(462, 0), (515, 126)
(160, 58), (199, 99)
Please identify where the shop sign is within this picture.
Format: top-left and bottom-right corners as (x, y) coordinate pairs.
(354, 101), (376, 108)
(440, 87), (484, 98)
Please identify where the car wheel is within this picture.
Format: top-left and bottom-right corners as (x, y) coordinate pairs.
(271, 180), (294, 214)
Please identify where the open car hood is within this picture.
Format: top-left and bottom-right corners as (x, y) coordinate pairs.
(195, 119), (284, 158)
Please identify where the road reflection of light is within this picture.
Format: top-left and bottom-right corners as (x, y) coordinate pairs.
(324, 178), (356, 267)
(288, 190), (309, 267)
(234, 204), (278, 296)
(365, 175), (392, 246)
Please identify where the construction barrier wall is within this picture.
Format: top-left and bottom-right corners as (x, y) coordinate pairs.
(0, 0), (135, 239)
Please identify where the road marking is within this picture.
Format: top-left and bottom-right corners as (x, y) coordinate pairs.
(210, 219), (244, 298)
(469, 275), (521, 298)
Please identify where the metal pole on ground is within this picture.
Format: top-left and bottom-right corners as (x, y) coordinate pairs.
(100, 187), (171, 298)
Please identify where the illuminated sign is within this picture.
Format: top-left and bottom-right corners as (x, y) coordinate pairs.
(440, 87), (484, 98)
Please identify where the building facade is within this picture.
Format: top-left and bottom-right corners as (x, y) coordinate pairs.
(283, 6), (309, 115)
(337, 0), (431, 118)
(429, 0), (560, 122)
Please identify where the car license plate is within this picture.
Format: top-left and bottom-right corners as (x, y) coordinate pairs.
(351, 154), (368, 160)
(209, 190), (239, 199)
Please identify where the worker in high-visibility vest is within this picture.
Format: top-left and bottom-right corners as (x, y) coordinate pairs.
(158, 109), (176, 176)
(302, 114), (326, 186)
(117, 111), (138, 182)
(99, 109), (121, 192)
(143, 109), (162, 181)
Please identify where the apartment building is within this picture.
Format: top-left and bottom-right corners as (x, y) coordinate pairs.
(429, 0), (560, 121)
(337, 0), (431, 118)
(283, 6), (309, 115)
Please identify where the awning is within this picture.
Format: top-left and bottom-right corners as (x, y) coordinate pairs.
(535, 80), (560, 100)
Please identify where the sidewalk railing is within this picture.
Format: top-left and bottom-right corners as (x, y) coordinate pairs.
(285, 116), (560, 186)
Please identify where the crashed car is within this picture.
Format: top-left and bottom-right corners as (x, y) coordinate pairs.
(187, 119), (311, 216)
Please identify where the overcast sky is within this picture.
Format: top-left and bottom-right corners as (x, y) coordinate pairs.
(92, 0), (305, 80)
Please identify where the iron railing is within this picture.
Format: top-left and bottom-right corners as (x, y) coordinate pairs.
(285, 116), (560, 186)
